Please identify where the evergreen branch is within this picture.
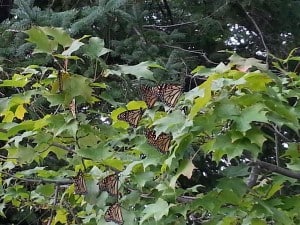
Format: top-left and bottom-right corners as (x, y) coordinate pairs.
(250, 160), (300, 180)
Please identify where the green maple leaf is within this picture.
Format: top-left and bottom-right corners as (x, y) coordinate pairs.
(235, 104), (268, 132)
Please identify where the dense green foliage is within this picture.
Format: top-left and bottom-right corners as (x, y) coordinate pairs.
(0, 1), (299, 225)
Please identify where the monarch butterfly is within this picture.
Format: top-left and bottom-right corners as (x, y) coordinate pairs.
(140, 85), (159, 108)
(104, 203), (124, 225)
(98, 174), (119, 196)
(73, 170), (87, 195)
(117, 108), (145, 128)
(145, 128), (172, 153)
(157, 84), (182, 107)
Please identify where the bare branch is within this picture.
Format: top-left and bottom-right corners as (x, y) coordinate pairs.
(143, 21), (195, 29)
(0, 171), (73, 185)
(162, 44), (218, 64)
(51, 142), (76, 154)
(250, 160), (300, 180)
(247, 164), (259, 188)
(47, 185), (59, 225)
(63, 201), (82, 225)
(239, 4), (269, 66)
(177, 195), (199, 203)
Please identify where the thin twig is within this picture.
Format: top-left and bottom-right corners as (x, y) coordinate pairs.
(239, 4), (269, 65)
(63, 201), (82, 225)
(162, 44), (218, 64)
(274, 125), (280, 167)
(47, 184), (59, 225)
(51, 142), (76, 154)
(264, 124), (292, 142)
(143, 21), (195, 29)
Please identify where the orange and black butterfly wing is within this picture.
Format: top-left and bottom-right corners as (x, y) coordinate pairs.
(73, 170), (87, 195)
(98, 174), (119, 196)
(155, 132), (172, 153)
(117, 108), (145, 128)
(141, 85), (159, 108)
(157, 84), (182, 107)
(104, 203), (124, 225)
(145, 128), (172, 153)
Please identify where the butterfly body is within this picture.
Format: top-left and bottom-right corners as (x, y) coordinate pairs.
(98, 174), (119, 196)
(117, 108), (145, 128)
(73, 170), (87, 195)
(145, 128), (172, 153)
(104, 203), (124, 224)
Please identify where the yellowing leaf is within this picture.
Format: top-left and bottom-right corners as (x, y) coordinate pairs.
(54, 208), (68, 224)
(189, 77), (213, 119)
(3, 111), (14, 122)
(15, 104), (27, 120)
(33, 115), (51, 130)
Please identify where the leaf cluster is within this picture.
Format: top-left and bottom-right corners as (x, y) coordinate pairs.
(0, 26), (299, 225)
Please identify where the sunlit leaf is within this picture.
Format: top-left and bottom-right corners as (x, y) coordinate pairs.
(54, 208), (68, 224)
(39, 26), (73, 47)
(234, 104), (268, 132)
(170, 159), (195, 189)
(140, 198), (171, 223)
(25, 27), (58, 54)
(82, 37), (111, 58)
(15, 104), (27, 120)
(117, 61), (155, 81)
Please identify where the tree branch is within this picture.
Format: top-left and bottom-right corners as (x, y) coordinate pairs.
(143, 21), (195, 29)
(250, 160), (300, 179)
(238, 4), (269, 66)
(162, 44), (218, 64)
(247, 164), (259, 188)
(162, 0), (174, 24)
(51, 142), (76, 154)
(47, 184), (59, 225)
(0, 171), (73, 185)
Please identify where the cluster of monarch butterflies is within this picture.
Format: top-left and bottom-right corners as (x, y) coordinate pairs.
(99, 174), (124, 224)
(117, 83), (182, 154)
(73, 171), (124, 224)
(141, 83), (183, 108)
